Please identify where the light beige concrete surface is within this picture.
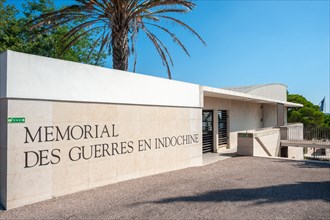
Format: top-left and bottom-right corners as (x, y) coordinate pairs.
(288, 147), (304, 160)
(237, 136), (254, 156)
(3, 99), (202, 209)
(262, 104), (277, 128)
(0, 99), (7, 208)
(244, 84), (287, 101)
(237, 128), (281, 157)
(223, 84), (288, 102)
(3, 51), (201, 108)
(204, 96), (263, 148)
(202, 86), (302, 108)
(253, 130), (280, 157)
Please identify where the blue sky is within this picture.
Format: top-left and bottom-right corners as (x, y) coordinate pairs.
(141, 0), (330, 112)
(7, 0), (330, 112)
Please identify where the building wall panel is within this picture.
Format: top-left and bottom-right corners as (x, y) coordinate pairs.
(4, 99), (202, 209)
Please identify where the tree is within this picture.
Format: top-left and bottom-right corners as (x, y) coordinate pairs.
(0, 0), (22, 52)
(288, 93), (329, 127)
(324, 114), (330, 127)
(289, 111), (302, 123)
(0, 0), (106, 65)
(30, 0), (205, 79)
(312, 111), (324, 126)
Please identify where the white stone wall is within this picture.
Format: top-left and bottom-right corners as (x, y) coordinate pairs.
(262, 104), (277, 128)
(4, 100), (202, 209)
(253, 130), (281, 157)
(230, 100), (263, 131)
(245, 84), (287, 102)
(236, 134), (253, 156)
(203, 97), (263, 148)
(2, 51), (201, 108)
(287, 123), (304, 140)
(0, 51), (203, 210)
(288, 147), (304, 160)
(237, 128), (281, 157)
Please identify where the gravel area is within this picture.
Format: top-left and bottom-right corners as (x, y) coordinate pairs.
(0, 156), (329, 220)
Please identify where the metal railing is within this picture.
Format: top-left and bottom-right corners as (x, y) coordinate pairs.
(303, 148), (330, 161)
(285, 124), (330, 143)
(302, 127), (330, 142)
(280, 124), (330, 161)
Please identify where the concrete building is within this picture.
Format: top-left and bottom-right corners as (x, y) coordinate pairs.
(202, 84), (299, 153)
(0, 51), (302, 209)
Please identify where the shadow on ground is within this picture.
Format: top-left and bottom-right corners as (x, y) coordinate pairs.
(217, 153), (237, 157)
(133, 181), (330, 206)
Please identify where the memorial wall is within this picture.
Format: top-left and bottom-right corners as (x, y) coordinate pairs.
(0, 51), (203, 209)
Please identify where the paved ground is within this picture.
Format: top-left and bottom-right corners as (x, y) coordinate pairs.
(203, 148), (237, 165)
(0, 156), (329, 220)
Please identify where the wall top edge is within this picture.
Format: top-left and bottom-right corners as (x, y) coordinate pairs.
(3, 97), (203, 109)
(4, 50), (198, 87)
(3, 51), (201, 108)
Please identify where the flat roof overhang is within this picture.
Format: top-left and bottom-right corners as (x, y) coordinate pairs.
(202, 86), (303, 108)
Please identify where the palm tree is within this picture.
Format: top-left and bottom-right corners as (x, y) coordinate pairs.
(31, 0), (205, 79)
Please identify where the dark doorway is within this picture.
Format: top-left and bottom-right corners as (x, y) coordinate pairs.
(281, 146), (288, 158)
(202, 110), (213, 153)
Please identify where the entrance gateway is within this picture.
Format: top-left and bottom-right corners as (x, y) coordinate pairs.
(202, 110), (213, 153)
(202, 110), (228, 153)
(218, 110), (228, 147)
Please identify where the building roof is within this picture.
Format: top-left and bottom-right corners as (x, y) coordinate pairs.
(202, 86), (303, 108)
(222, 83), (287, 93)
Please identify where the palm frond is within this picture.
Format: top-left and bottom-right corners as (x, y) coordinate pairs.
(144, 22), (190, 57)
(141, 25), (174, 79)
(29, 0), (205, 79)
(159, 15), (207, 46)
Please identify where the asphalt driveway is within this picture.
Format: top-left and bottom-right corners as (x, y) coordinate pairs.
(1, 156), (329, 219)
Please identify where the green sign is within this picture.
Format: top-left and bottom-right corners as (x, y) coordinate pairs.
(8, 117), (25, 123)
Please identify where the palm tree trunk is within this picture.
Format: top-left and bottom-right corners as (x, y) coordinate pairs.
(111, 13), (129, 71)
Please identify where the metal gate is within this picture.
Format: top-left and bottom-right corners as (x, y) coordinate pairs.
(218, 110), (228, 146)
(202, 110), (213, 153)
